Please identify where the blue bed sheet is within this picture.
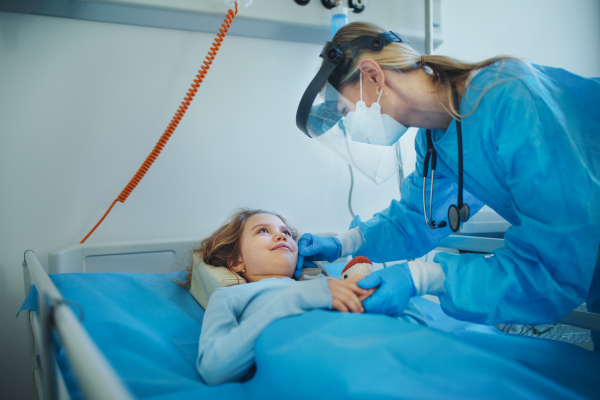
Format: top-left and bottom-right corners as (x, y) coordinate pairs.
(19, 272), (600, 400)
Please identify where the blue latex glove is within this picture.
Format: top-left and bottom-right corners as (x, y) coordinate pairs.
(294, 234), (341, 278)
(358, 262), (416, 317)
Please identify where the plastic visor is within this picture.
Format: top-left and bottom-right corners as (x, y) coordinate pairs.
(306, 82), (402, 184)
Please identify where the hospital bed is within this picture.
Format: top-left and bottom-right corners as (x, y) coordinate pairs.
(21, 235), (600, 400)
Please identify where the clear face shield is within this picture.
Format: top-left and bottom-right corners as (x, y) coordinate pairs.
(296, 31), (411, 185)
(307, 81), (407, 184)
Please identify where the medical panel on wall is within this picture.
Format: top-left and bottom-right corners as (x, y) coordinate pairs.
(1, 0), (443, 52)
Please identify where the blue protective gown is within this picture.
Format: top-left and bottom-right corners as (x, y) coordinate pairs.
(350, 61), (600, 333)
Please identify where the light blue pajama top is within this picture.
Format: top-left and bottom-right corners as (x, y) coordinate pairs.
(197, 277), (428, 385)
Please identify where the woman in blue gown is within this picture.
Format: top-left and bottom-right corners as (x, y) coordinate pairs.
(295, 22), (600, 349)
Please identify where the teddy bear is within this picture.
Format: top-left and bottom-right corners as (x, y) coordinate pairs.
(339, 256), (374, 280)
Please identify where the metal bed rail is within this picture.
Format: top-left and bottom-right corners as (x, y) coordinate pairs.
(23, 250), (134, 400)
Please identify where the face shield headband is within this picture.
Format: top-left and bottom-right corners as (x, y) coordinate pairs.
(296, 31), (410, 137)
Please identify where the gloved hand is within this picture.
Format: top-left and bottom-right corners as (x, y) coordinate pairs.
(294, 234), (341, 278)
(357, 262), (416, 317)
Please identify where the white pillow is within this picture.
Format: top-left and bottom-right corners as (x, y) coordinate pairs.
(190, 252), (246, 309)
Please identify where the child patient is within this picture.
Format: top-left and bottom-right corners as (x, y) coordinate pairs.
(184, 209), (424, 386)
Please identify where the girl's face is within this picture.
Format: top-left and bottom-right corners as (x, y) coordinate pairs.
(230, 213), (298, 281)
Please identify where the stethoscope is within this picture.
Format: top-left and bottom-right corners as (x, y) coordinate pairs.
(422, 84), (470, 232)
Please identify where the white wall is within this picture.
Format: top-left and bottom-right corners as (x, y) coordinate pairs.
(439, 0), (600, 77)
(1, 1), (599, 398)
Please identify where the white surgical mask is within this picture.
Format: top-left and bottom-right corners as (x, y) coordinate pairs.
(344, 74), (408, 146)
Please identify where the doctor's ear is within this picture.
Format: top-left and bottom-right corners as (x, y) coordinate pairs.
(358, 59), (386, 87)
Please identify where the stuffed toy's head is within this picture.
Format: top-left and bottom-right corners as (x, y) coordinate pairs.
(340, 256), (374, 280)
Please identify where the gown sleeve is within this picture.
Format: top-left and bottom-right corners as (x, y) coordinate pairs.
(350, 129), (484, 263)
(196, 279), (331, 385)
(436, 78), (600, 325)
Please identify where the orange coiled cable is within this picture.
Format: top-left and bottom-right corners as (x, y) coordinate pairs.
(81, 3), (238, 244)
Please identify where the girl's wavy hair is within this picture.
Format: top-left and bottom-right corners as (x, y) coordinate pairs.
(331, 22), (525, 119)
(179, 209), (300, 286)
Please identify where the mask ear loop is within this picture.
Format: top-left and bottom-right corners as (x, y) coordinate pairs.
(360, 73), (383, 105)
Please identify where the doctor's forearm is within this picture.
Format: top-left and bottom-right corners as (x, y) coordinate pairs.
(336, 227), (365, 257)
(407, 260), (446, 295)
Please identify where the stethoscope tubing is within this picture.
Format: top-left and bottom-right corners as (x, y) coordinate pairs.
(453, 86), (465, 209)
(422, 84), (465, 231)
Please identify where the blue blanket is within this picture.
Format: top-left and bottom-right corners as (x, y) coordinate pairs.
(19, 272), (600, 400)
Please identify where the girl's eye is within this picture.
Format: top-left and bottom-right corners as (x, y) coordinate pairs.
(258, 228), (268, 233)
(284, 230), (292, 237)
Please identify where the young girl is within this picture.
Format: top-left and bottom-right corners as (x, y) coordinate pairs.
(184, 209), (423, 386)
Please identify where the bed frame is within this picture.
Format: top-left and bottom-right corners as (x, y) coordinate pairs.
(22, 235), (600, 400)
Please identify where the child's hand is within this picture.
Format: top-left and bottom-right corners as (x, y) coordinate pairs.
(328, 275), (373, 313)
(358, 288), (376, 302)
(346, 274), (376, 301)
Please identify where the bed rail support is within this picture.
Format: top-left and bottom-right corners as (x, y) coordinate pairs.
(23, 250), (134, 400)
(39, 292), (58, 400)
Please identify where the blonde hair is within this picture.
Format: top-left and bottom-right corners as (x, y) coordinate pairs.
(332, 22), (523, 119)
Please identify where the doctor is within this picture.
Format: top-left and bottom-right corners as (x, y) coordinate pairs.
(295, 22), (600, 348)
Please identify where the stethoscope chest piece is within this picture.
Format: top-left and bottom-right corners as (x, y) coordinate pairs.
(448, 203), (470, 232)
